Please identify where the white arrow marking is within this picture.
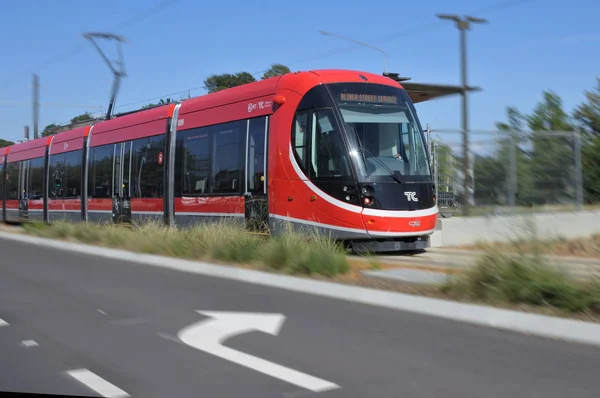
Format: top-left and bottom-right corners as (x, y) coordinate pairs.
(177, 311), (340, 393)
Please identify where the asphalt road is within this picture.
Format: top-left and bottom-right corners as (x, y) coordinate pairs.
(1, 238), (599, 398)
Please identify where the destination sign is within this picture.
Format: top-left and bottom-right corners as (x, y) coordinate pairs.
(339, 93), (398, 105)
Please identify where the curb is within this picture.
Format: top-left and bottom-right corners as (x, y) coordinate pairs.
(1, 231), (600, 347)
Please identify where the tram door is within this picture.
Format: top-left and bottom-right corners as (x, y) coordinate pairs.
(17, 160), (29, 221)
(112, 142), (132, 224)
(244, 117), (268, 232)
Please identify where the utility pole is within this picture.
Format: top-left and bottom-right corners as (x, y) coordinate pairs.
(32, 74), (40, 139)
(436, 14), (488, 216)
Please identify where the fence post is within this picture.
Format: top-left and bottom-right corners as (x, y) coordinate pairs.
(508, 132), (517, 211)
(574, 130), (583, 211)
(433, 139), (439, 207)
(427, 123), (432, 158)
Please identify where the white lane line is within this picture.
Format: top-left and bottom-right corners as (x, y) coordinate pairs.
(21, 340), (39, 348)
(66, 368), (130, 398)
(0, 319), (7, 327)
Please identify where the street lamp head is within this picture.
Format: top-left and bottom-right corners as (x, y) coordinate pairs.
(436, 13), (460, 22)
(465, 15), (488, 24)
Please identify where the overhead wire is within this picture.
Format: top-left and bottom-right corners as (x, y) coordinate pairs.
(3, 0), (534, 116)
(122, 0), (535, 112)
(250, 0), (535, 77)
(0, 0), (180, 91)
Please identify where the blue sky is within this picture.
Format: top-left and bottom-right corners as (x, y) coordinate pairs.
(1, 0), (598, 150)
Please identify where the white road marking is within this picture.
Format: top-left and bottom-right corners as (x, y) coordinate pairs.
(66, 369), (130, 398)
(178, 311), (340, 393)
(0, 318), (7, 327)
(98, 309), (107, 315)
(21, 340), (39, 347)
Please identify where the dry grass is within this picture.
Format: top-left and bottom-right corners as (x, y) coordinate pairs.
(459, 233), (600, 258)
(22, 220), (350, 277)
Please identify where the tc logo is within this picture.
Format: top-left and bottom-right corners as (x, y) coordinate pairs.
(404, 191), (418, 202)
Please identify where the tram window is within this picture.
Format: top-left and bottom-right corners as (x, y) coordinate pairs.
(51, 150), (83, 198)
(176, 120), (245, 196)
(131, 135), (166, 198)
(211, 120), (245, 194)
(0, 163), (3, 201)
(49, 153), (65, 198)
(6, 162), (19, 200)
(311, 109), (352, 179)
(177, 128), (211, 195)
(88, 144), (114, 198)
(292, 112), (310, 174)
(27, 157), (45, 200)
(247, 117), (266, 194)
(65, 150), (83, 198)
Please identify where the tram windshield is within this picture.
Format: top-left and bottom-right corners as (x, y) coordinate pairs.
(328, 83), (432, 182)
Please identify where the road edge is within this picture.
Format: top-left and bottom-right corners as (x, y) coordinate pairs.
(2, 231), (600, 346)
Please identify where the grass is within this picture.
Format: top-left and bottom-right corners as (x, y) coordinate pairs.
(21, 220), (350, 277)
(460, 233), (600, 259)
(440, 246), (600, 315)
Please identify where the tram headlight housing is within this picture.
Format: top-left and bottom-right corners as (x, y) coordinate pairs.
(361, 185), (375, 206)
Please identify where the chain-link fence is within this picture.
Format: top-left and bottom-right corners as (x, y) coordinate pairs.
(428, 128), (584, 216)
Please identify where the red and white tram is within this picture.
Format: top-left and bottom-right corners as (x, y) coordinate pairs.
(0, 69), (438, 252)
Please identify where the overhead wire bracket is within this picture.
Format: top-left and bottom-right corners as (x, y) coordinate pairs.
(83, 32), (128, 120)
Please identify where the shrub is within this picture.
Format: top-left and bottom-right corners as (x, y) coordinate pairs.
(22, 220), (350, 277)
(441, 248), (600, 314)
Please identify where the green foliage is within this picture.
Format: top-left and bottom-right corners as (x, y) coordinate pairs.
(70, 112), (94, 124)
(261, 64), (291, 80)
(202, 64), (291, 93)
(41, 123), (60, 137)
(527, 92), (574, 204)
(485, 91), (578, 206)
(142, 97), (176, 109)
(441, 248), (600, 313)
(574, 78), (600, 202)
(203, 72), (257, 93)
(41, 112), (97, 137)
(0, 138), (14, 148)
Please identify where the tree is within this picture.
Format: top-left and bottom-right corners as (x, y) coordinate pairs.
(41, 112), (98, 137)
(203, 72), (256, 94)
(143, 97), (176, 109)
(261, 64), (291, 80)
(574, 78), (600, 139)
(0, 139), (14, 148)
(70, 112), (94, 124)
(574, 78), (600, 202)
(41, 123), (61, 137)
(526, 91), (574, 204)
(494, 106), (535, 205)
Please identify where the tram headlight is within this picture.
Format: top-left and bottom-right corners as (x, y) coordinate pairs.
(361, 185), (375, 206)
(361, 185), (374, 196)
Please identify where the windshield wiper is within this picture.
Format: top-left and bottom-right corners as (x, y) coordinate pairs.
(356, 146), (405, 184)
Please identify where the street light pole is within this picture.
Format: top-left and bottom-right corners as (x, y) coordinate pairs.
(318, 30), (389, 73)
(436, 14), (487, 216)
